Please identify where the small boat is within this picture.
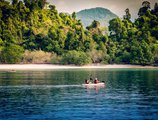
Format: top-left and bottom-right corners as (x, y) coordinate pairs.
(82, 82), (105, 87)
(7, 69), (16, 73)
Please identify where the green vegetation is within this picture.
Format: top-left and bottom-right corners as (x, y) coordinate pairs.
(108, 1), (158, 65)
(0, 0), (158, 65)
(61, 50), (91, 65)
(0, 44), (24, 64)
(23, 50), (52, 64)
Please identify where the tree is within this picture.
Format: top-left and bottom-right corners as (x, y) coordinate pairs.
(24, 0), (43, 11)
(109, 18), (125, 39)
(130, 40), (153, 65)
(49, 5), (56, 10)
(0, 44), (24, 63)
(23, 0), (31, 9)
(153, 43), (158, 63)
(38, 0), (47, 9)
(153, 3), (158, 13)
(64, 31), (81, 51)
(138, 1), (151, 17)
(123, 8), (131, 20)
(142, 1), (150, 8)
(87, 49), (105, 63)
(12, 0), (18, 6)
(61, 50), (91, 65)
(2, 30), (16, 45)
(86, 20), (100, 30)
(0, 38), (4, 51)
(72, 12), (76, 19)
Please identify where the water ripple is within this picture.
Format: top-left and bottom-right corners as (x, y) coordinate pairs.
(0, 85), (82, 89)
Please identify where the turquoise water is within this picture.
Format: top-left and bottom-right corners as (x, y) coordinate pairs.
(0, 69), (158, 120)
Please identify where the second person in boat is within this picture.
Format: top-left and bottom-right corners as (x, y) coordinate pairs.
(94, 78), (99, 84)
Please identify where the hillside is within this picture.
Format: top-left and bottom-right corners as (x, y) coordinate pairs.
(0, 0), (158, 65)
(76, 7), (118, 27)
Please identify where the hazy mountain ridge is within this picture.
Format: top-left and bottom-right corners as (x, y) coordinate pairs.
(76, 7), (118, 27)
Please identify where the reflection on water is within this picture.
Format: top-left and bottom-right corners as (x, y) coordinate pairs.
(0, 69), (158, 120)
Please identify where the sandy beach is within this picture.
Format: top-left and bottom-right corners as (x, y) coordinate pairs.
(0, 64), (157, 70)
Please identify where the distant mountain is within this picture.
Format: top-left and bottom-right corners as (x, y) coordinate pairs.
(76, 7), (118, 27)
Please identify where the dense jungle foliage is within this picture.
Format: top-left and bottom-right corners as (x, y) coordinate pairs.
(0, 0), (158, 65)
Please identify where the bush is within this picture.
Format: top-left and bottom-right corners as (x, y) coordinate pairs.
(22, 50), (52, 63)
(87, 49), (105, 63)
(61, 50), (92, 65)
(50, 53), (62, 64)
(0, 44), (24, 64)
(102, 54), (110, 64)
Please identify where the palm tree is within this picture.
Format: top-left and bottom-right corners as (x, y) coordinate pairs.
(142, 1), (150, 9)
(123, 8), (131, 20)
(138, 1), (151, 17)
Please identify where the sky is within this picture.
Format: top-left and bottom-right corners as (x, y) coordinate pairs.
(48, 0), (158, 20)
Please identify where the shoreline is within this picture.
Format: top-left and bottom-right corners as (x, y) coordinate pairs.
(0, 64), (157, 70)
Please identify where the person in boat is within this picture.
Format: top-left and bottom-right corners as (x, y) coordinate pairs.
(89, 75), (94, 83)
(85, 79), (90, 84)
(90, 75), (93, 81)
(94, 78), (99, 84)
